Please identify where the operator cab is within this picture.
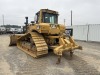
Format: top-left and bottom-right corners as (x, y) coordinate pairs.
(35, 9), (58, 24)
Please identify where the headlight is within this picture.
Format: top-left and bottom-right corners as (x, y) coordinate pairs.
(37, 25), (40, 29)
(50, 24), (56, 28)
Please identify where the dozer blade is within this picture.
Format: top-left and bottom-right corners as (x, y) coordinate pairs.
(9, 34), (24, 46)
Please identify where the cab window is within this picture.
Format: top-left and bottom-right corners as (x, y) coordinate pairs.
(43, 13), (58, 24)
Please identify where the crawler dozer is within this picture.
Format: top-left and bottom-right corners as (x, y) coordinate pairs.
(9, 9), (82, 64)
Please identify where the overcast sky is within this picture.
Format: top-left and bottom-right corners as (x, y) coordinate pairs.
(0, 0), (100, 26)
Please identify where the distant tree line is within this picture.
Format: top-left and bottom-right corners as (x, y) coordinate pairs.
(1, 25), (21, 28)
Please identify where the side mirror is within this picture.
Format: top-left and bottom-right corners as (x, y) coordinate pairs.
(31, 21), (35, 24)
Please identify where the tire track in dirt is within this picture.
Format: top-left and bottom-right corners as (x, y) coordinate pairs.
(63, 53), (100, 75)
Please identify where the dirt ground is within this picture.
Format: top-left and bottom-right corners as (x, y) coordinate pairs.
(0, 35), (100, 75)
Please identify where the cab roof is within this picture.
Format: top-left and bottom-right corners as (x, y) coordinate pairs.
(36, 9), (59, 15)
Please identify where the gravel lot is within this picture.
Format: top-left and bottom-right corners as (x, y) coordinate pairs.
(0, 35), (100, 75)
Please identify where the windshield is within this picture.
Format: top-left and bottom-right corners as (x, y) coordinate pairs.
(43, 13), (58, 24)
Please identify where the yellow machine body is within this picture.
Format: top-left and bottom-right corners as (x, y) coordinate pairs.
(9, 9), (82, 63)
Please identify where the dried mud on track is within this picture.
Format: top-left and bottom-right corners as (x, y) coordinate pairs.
(0, 35), (100, 75)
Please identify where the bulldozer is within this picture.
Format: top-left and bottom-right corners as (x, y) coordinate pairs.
(9, 9), (82, 64)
